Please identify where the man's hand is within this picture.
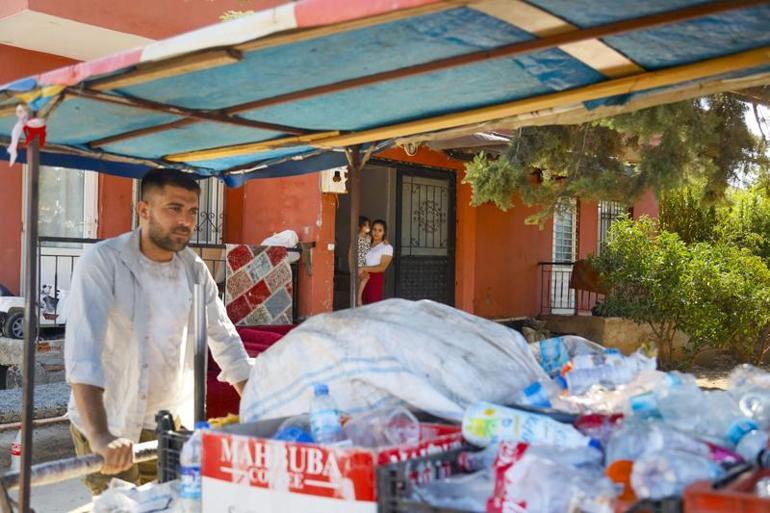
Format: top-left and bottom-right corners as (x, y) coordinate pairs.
(91, 433), (134, 475)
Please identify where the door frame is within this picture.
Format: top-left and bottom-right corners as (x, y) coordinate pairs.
(392, 163), (457, 306)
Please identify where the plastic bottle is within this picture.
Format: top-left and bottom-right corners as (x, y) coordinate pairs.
(458, 443), (499, 472)
(462, 402), (596, 449)
(176, 421), (209, 513)
(382, 406), (420, 446)
(273, 414), (314, 443)
(631, 449), (724, 500)
(729, 364), (770, 389)
(537, 337), (570, 377)
(556, 363), (635, 395)
(605, 420), (710, 466)
(515, 381), (556, 409)
(309, 383), (345, 444)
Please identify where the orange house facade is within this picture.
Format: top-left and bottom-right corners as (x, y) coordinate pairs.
(0, 1), (658, 321)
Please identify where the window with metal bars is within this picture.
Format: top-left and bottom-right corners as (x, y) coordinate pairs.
(597, 200), (627, 251)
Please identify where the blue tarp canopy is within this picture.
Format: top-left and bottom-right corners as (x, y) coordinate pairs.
(0, 0), (769, 184)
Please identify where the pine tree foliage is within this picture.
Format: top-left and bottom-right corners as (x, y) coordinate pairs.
(463, 95), (769, 225)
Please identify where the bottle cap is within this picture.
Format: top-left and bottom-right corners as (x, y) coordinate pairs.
(554, 375), (568, 390)
(589, 438), (603, 452)
(194, 421), (210, 430)
(314, 383), (329, 396)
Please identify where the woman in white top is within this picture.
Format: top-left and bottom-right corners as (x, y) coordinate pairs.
(359, 219), (394, 305)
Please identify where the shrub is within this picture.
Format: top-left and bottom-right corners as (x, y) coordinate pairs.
(590, 217), (689, 368)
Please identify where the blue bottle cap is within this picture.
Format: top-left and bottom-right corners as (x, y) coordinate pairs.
(314, 383), (329, 396)
(588, 438), (603, 452)
(524, 382), (543, 396)
(194, 421), (210, 430)
(554, 375), (568, 390)
(604, 348), (621, 355)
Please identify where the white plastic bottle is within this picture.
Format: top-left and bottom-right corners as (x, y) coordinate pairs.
(176, 421), (209, 513)
(462, 402), (596, 449)
(309, 383), (345, 444)
(631, 449), (724, 499)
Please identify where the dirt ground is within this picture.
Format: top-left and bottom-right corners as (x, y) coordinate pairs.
(690, 351), (769, 390)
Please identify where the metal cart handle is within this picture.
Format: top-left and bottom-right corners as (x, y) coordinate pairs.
(0, 440), (158, 492)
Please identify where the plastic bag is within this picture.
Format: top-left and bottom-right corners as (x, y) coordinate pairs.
(241, 299), (548, 422)
(260, 230), (300, 263)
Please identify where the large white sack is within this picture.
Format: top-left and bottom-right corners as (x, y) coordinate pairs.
(240, 299), (548, 422)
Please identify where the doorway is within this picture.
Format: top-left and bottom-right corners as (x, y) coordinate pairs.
(333, 162), (456, 309)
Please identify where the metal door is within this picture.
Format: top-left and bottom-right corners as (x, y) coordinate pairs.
(395, 167), (455, 305)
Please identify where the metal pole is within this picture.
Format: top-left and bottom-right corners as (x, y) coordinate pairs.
(19, 138), (40, 513)
(193, 283), (207, 424)
(347, 146), (362, 309)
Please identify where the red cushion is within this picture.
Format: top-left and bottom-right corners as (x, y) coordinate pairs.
(205, 325), (294, 418)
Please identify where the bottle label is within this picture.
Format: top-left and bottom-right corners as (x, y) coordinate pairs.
(311, 409), (343, 443)
(539, 338), (568, 377)
(726, 419), (759, 446)
(179, 465), (201, 499)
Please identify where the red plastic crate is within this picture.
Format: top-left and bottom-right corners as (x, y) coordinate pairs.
(684, 469), (770, 513)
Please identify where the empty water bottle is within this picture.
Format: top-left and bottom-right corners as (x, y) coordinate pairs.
(556, 364), (634, 395)
(631, 449), (724, 499)
(309, 383), (346, 444)
(462, 402), (595, 449)
(175, 421), (209, 513)
(515, 381), (557, 409)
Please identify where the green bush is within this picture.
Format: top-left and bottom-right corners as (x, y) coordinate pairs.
(590, 217), (690, 368)
(682, 244), (770, 364)
(591, 217), (770, 368)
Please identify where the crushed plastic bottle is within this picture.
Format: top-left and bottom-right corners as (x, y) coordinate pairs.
(273, 414), (314, 443)
(309, 383), (346, 444)
(489, 442), (617, 513)
(727, 371), (770, 431)
(462, 402), (597, 449)
(631, 449), (724, 500)
(343, 406), (419, 448)
(605, 420), (711, 466)
(412, 469), (494, 513)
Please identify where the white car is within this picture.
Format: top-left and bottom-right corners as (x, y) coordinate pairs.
(0, 288), (66, 339)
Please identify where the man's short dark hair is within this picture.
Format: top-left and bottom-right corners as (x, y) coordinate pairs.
(140, 169), (201, 200)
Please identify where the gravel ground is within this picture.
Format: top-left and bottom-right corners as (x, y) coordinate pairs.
(0, 381), (69, 424)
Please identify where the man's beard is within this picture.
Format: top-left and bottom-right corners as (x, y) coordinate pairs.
(148, 216), (191, 252)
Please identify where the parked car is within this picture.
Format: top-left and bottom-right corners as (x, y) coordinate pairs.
(0, 285), (66, 339)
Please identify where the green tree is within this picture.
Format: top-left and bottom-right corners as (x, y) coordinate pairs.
(463, 95), (768, 225)
(658, 186), (719, 244)
(717, 187), (770, 265)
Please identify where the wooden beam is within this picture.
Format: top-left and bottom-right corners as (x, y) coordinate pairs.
(164, 131), (341, 162)
(472, 0), (643, 78)
(235, 0), (477, 53)
(310, 46), (770, 148)
(216, 0), (769, 114)
(67, 89), (311, 150)
(91, 49), (243, 91)
(0, 103), (19, 118)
